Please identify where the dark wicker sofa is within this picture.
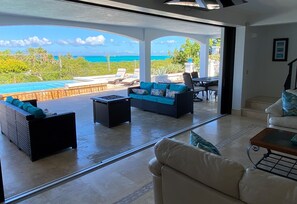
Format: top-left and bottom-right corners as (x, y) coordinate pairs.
(0, 99), (77, 161)
(128, 85), (193, 118)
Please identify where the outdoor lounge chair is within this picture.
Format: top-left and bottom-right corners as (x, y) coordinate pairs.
(121, 68), (140, 85)
(107, 68), (127, 84)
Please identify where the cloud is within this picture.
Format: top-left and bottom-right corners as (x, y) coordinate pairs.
(166, 40), (176, 44)
(153, 40), (177, 45)
(110, 39), (114, 43)
(75, 35), (105, 45)
(58, 40), (69, 45)
(0, 36), (52, 47)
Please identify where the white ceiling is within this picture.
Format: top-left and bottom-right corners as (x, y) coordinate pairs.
(0, 0), (296, 37)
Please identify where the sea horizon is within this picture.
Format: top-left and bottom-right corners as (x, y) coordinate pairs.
(54, 55), (170, 63)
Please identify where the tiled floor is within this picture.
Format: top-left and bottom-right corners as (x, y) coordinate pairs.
(15, 115), (267, 204)
(0, 87), (220, 201)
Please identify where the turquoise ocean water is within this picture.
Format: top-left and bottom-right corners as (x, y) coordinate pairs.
(54, 55), (169, 62)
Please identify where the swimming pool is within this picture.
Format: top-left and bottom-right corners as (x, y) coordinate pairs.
(0, 80), (75, 94)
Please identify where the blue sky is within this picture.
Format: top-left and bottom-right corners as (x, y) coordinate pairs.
(0, 25), (186, 56)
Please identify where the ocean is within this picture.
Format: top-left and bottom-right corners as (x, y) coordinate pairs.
(54, 55), (170, 63)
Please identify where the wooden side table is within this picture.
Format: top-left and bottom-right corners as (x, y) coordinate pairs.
(91, 95), (131, 128)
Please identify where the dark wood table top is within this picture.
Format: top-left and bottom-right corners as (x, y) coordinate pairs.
(250, 128), (297, 156)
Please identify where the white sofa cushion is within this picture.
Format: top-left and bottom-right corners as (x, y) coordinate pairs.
(239, 168), (297, 204)
(269, 116), (297, 129)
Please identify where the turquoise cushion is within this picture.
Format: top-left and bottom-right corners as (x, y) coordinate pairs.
(153, 83), (169, 91)
(129, 93), (144, 100)
(22, 102), (33, 111)
(151, 88), (165, 96)
(22, 102), (45, 118)
(157, 97), (174, 105)
(190, 131), (221, 155)
(142, 95), (159, 102)
(27, 106), (46, 119)
(169, 84), (187, 93)
(282, 91), (297, 116)
(140, 82), (154, 93)
(12, 99), (22, 107)
(6, 96), (14, 104)
(16, 101), (25, 108)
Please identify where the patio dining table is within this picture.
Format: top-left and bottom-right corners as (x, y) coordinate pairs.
(192, 76), (219, 100)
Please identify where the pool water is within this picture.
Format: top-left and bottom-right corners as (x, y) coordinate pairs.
(0, 80), (75, 94)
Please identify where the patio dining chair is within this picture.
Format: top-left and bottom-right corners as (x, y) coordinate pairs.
(208, 81), (218, 100)
(183, 72), (205, 102)
(191, 71), (205, 97)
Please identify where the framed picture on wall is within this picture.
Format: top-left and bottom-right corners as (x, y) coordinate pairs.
(272, 38), (288, 61)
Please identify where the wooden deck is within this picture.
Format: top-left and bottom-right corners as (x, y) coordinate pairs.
(1, 84), (107, 101)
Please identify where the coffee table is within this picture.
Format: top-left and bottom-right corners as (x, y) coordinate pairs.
(91, 95), (131, 128)
(247, 128), (297, 180)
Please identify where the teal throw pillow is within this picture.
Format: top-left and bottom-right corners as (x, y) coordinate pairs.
(132, 88), (148, 95)
(190, 131), (221, 156)
(282, 91), (297, 116)
(22, 102), (33, 111)
(153, 83), (169, 91)
(151, 88), (165, 96)
(169, 84), (188, 93)
(140, 82), (154, 93)
(22, 102), (46, 118)
(165, 89), (179, 98)
(12, 99), (22, 107)
(6, 96), (14, 104)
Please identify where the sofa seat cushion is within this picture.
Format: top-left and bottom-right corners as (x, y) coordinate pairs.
(130, 94), (175, 105)
(142, 95), (175, 105)
(269, 116), (297, 130)
(239, 168), (297, 204)
(129, 93), (144, 100)
(142, 95), (159, 102)
(157, 97), (175, 105)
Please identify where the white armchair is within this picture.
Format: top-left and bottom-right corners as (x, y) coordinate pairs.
(265, 98), (297, 132)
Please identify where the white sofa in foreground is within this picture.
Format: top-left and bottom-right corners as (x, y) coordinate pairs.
(149, 138), (297, 204)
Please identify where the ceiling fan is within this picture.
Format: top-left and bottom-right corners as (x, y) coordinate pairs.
(164, 0), (248, 10)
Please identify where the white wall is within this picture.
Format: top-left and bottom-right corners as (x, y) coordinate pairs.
(243, 23), (297, 100)
(232, 26), (246, 111)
